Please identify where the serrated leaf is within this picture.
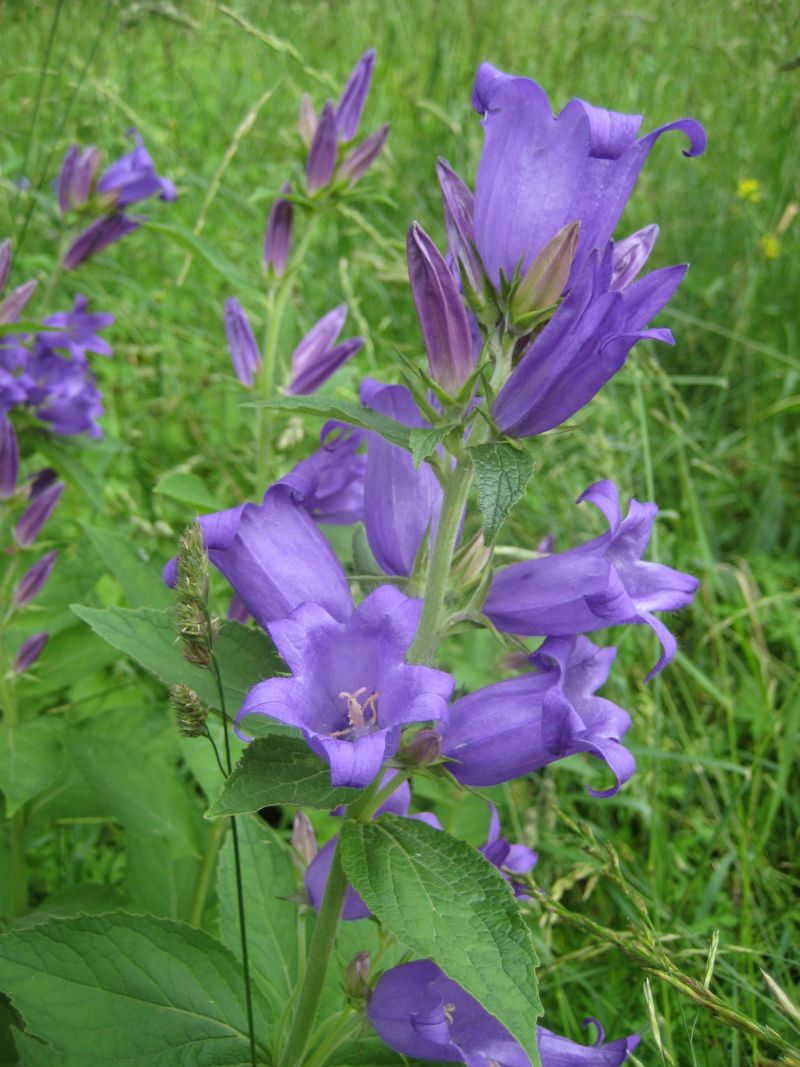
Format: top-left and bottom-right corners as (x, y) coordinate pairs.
(339, 815), (541, 1065)
(71, 605), (278, 715)
(0, 912), (269, 1065)
(0, 718), (65, 816)
(207, 736), (358, 817)
(252, 395), (415, 451)
(217, 814), (298, 1014)
(410, 425), (455, 468)
(469, 441), (534, 544)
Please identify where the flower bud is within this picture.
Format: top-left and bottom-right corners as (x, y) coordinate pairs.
(399, 729), (441, 766)
(14, 481), (64, 547)
(170, 684), (210, 738)
(0, 280), (37, 325)
(291, 811), (318, 874)
(306, 101), (337, 194)
(452, 530), (492, 589)
(287, 304), (364, 396)
(0, 419), (19, 499)
(339, 124), (389, 186)
(345, 952), (371, 1000)
(407, 222), (475, 395)
(63, 215), (141, 271)
(335, 48), (376, 142)
(298, 93), (317, 148)
(611, 224), (659, 291)
(57, 144), (100, 214)
(224, 297), (261, 387)
(14, 551), (57, 609)
(14, 632), (49, 673)
(263, 182), (293, 278)
(436, 158), (492, 316)
(509, 220), (579, 330)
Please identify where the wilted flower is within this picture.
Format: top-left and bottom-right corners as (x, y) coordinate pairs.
(224, 298), (261, 387)
(484, 480), (699, 679)
(236, 586), (454, 788)
(368, 960), (640, 1065)
(287, 304), (364, 395)
(263, 182), (293, 277)
(441, 635), (634, 797)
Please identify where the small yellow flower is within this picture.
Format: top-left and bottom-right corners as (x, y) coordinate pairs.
(737, 178), (762, 203)
(759, 233), (780, 259)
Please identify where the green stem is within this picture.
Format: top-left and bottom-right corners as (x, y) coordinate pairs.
(277, 772), (407, 1067)
(189, 817), (227, 928)
(407, 456), (474, 665)
(304, 1008), (358, 1067)
(0, 620), (27, 916)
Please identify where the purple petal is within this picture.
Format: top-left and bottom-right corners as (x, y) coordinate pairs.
(263, 181), (293, 277)
(335, 48), (376, 142)
(339, 124), (390, 185)
(611, 224), (659, 290)
(287, 337), (364, 396)
(14, 551), (57, 608)
(63, 215), (141, 270)
(97, 129), (176, 207)
(0, 238), (10, 294)
(305, 836), (371, 920)
(287, 304), (350, 394)
(14, 632), (49, 673)
(224, 297), (261, 387)
(0, 280), (38, 326)
(306, 101), (338, 193)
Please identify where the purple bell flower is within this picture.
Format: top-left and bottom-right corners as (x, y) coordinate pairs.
(224, 297), (261, 387)
(235, 585), (455, 788)
(14, 632), (49, 673)
(63, 215), (141, 271)
(339, 123), (390, 186)
(471, 63), (705, 289)
(306, 101), (338, 194)
(484, 480), (699, 680)
(57, 144), (100, 214)
(263, 182), (293, 277)
(14, 551), (57, 609)
(335, 48), (376, 142)
(163, 484), (354, 631)
(480, 803), (537, 897)
(360, 378), (443, 577)
(305, 771), (441, 919)
(0, 418), (19, 498)
(368, 960), (640, 1066)
(14, 480), (65, 547)
(491, 243), (686, 438)
(25, 346), (104, 437)
(274, 423), (365, 525)
(286, 304), (364, 395)
(40, 294), (114, 359)
(96, 129), (176, 208)
(407, 221), (476, 394)
(441, 635), (634, 797)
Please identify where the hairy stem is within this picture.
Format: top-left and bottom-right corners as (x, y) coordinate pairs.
(407, 455), (474, 665)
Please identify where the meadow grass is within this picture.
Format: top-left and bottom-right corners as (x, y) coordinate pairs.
(1, 0), (798, 1064)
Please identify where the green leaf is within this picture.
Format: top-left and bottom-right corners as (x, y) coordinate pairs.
(252, 395), (415, 450)
(154, 470), (226, 511)
(82, 525), (173, 609)
(469, 441), (534, 544)
(71, 605), (279, 715)
(207, 736), (358, 817)
(410, 424), (456, 468)
(0, 912), (270, 1065)
(217, 814), (298, 1013)
(339, 815), (541, 1065)
(330, 1037), (452, 1066)
(0, 718), (65, 816)
(145, 220), (264, 301)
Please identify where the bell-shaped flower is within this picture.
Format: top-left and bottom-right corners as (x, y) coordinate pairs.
(407, 221), (476, 394)
(236, 585), (455, 788)
(25, 347), (104, 437)
(224, 297), (261, 387)
(306, 101), (338, 193)
(305, 771), (441, 919)
(287, 304), (364, 395)
(360, 378), (443, 577)
(368, 960), (640, 1066)
(471, 62), (705, 289)
(163, 484), (354, 631)
(484, 480), (698, 679)
(39, 294), (114, 360)
(263, 182), (293, 277)
(491, 243), (686, 438)
(275, 423), (365, 525)
(441, 635), (634, 797)
(57, 145), (100, 214)
(335, 48), (376, 142)
(96, 129), (176, 208)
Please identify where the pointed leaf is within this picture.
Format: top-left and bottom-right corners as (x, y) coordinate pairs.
(469, 441), (534, 544)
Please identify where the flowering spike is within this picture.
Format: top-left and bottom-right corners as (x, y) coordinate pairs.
(263, 182), (293, 277)
(14, 481), (65, 547)
(509, 220), (580, 327)
(14, 633), (49, 674)
(224, 297), (261, 387)
(306, 101), (338, 193)
(174, 521), (214, 668)
(339, 124), (390, 186)
(407, 221), (475, 394)
(13, 551), (57, 609)
(335, 48), (376, 142)
(170, 684), (210, 738)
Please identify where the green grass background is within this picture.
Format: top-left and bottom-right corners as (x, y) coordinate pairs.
(1, 0), (798, 1064)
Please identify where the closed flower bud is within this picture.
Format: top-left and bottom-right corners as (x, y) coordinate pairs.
(14, 632), (49, 673)
(0, 239), (10, 294)
(57, 144), (100, 214)
(298, 93), (317, 148)
(170, 684), (209, 738)
(0, 419), (19, 499)
(63, 215), (141, 271)
(224, 297), (261, 387)
(345, 952), (371, 1000)
(14, 481), (65, 547)
(14, 551), (57, 609)
(335, 49), (376, 142)
(611, 223), (659, 290)
(306, 101), (337, 193)
(0, 280), (37, 325)
(436, 158), (493, 317)
(399, 728), (441, 766)
(290, 811), (318, 873)
(338, 124), (389, 186)
(509, 220), (580, 330)
(263, 183), (293, 278)
(452, 530), (492, 589)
